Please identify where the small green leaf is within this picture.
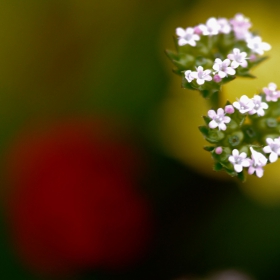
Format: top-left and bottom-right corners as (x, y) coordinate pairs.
(213, 162), (223, 171)
(199, 126), (209, 137)
(204, 146), (215, 151)
(165, 49), (179, 61)
(237, 171), (246, 182)
(251, 56), (268, 66)
(203, 116), (211, 125)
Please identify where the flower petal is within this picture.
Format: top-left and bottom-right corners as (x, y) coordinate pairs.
(269, 152), (278, 163)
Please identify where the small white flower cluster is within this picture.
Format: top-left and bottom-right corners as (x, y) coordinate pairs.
(184, 48), (248, 85)
(176, 13), (271, 55)
(227, 137), (280, 178)
(228, 147), (267, 178)
(207, 89), (273, 132)
(233, 95), (268, 116)
(206, 83), (280, 178)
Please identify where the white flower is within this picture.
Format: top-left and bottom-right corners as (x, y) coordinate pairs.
(230, 13), (252, 40)
(217, 18), (231, 34)
(263, 82), (280, 102)
(233, 95), (254, 114)
(191, 66), (212, 85)
(248, 147), (267, 178)
(228, 149), (250, 173)
(198, 17), (220, 36)
(208, 108), (231, 131)
(246, 36), (271, 55)
(213, 58), (236, 78)
(184, 70), (194, 82)
(263, 137), (280, 163)
(249, 95), (268, 116)
(227, 48), (248, 68)
(176, 27), (200, 47)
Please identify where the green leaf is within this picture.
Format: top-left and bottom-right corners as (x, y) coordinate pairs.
(237, 171), (246, 182)
(181, 78), (197, 90)
(203, 116), (211, 125)
(165, 49), (179, 61)
(199, 125), (209, 137)
(201, 89), (212, 98)
(221, 75), (236, 84)
(237, 69), (256, 78)
(204, 145), (215, 151)
(213, 162), (223, 171)
(251, 55), (268, 66)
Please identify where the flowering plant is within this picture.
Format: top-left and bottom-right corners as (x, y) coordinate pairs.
(165, 13), (280, 181)
(166, 14), (270, 108)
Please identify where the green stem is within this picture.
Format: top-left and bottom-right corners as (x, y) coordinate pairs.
(207, 89), (221, 110)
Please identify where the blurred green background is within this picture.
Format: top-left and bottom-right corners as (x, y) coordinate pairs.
(1, 0), (280, 279)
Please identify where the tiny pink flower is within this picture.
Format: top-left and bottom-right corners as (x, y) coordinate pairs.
(208, 108), (231, 131)
(230, 13), (252, 40)
(228, 149), (250, 173)
(249, 54), (257, 62)
(213, 58), (236, 78)
(193, 25), (203, 35)
(217, 18), (231, 34)
(176, 27), (200, 47)
(225, 105), (235, 114)
(191, 66), (212, 85)
(233, 95), (254, 114)
(198, 17), (220, 36)
(213, 74), (222, 83)
(246, 36), (271, 55)
(227, 48), (248, 68)
(249, 95), (268, 116)
(184, 70), (194, 83)
(215, 147), (223, 155)
(263, 137), (280, 163)
(248, 147), (267, 178)
(263, 83), (280, 102)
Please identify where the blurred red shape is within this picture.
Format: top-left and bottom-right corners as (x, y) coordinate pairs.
(5, 117), (154, 275)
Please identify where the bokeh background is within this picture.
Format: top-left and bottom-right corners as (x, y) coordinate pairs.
(1, 0), (280, 279)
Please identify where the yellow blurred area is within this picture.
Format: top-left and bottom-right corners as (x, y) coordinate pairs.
(158, 0), (280, 204)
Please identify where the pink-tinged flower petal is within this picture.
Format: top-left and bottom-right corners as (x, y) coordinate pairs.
(226, 68), (236, 75)
(234, 164), (243, 173)
(256, 168), (264, 178)
(228, 155), (234, 163)
(223, 116), (231, 123)
(191, 72), (198, 79)
(269, 152), (278, 163)
(219, 123), (226, 131)
(239, 152), (247, 159)
(208, 110), (216, 118)
(248, 166), (254, 175)
(242, 159), (251, 167)
(197, 79), (205, 85)
(240, 60), (248, 68)
(231, 61), (239, 69)
(262, 103), (268, 109)
(232, 149), (239, 156)
(233, 101), (240, 109)
(263, 146), (272, 153)
(204, 75), (212, 81)
(218, 71), (226, 78)
(209, 120), (218, 129)
(176, 27), (185, 37)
